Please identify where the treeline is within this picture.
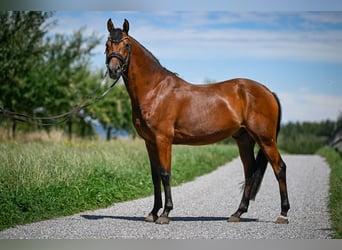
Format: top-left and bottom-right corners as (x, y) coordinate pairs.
(278, 116), (342, 154)
(0, 11), (133, 139)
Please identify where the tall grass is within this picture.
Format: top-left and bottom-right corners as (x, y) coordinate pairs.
(0, 140), (238, 231)
(317, 147), (342, 238)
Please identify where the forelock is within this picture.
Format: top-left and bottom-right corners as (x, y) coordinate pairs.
(109, 28), (123, 42)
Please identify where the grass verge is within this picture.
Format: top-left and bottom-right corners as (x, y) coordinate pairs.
(317, 147), (342, 238)
(0, 140), (238, 231)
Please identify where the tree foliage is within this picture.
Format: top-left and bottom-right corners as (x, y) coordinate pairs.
(0, 11), (135, 139)
(88, 79), (135, 140)
(278, 119), (339, 154)
(0, 11), (52, 114)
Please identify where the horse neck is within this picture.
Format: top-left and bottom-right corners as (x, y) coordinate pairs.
(123, 37), (170, 106)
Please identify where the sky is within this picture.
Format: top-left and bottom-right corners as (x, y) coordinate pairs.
(50, 11), (342, 123)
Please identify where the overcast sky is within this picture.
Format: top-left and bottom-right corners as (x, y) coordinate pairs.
(50, 11), (342, 123)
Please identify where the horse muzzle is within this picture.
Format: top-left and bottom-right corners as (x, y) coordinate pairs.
(107, 63), (123, 80)
(106, 52), (128, 80)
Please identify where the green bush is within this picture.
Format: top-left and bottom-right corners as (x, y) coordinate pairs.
(278, 133), (324, 154)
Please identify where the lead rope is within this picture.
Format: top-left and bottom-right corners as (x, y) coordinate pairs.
(0, 71), (121, 126)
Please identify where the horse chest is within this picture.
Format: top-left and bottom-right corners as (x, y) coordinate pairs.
(133, 105), (173, 141)
(133, 101), (164, 128)
(132, 112), (156, 140)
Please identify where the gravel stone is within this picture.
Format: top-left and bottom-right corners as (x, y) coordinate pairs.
(0, 155), (333, 239)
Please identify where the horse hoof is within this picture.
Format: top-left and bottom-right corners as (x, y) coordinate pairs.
(145, 213), (158, 222)
(155, 216), (170, 224)
(228, 216), (241, 222)
(275, 215), (289, 224)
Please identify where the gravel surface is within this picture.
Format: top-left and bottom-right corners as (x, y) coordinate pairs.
(0, 155), (333, 239)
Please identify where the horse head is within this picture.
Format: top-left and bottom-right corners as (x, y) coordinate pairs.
(105, 18), (131, 80)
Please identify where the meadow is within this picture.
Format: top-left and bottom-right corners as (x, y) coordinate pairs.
(0, 139), (238, 231)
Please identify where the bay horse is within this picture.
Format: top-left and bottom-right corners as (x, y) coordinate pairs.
(105, 18), (290, 224)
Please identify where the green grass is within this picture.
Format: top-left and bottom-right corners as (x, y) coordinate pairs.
(0, 140), (238, 231)
(317, 147), (342, 239)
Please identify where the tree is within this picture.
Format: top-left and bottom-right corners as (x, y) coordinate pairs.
(37, 29), (101, 139)
(278, 120), (337, 154)
(0, 11), (53, 137)
(89, 78), (135, 140)
(0, 11), (102, 139)
(336, 112), (342, 129)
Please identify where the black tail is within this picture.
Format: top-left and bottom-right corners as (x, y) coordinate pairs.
(249, 92), (282, 200)
(249, 149), (268, 200)
(272, 92), (282, 138)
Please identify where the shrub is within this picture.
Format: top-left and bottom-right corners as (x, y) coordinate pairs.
(278, 133), (324, 154)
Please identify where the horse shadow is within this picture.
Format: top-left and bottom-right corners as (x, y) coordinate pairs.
(81, 214), (259, 223)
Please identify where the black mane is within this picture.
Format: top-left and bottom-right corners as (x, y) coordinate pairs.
(132, 37), (179, 75)
(109, 28), (123, 42)
(110, 33), (178, 76)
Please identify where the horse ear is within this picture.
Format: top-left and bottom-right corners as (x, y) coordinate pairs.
(123, 19), (129, 34)
(107, 18), (115, 32)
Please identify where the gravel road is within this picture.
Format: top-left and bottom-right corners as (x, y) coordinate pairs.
(0, 155), (333, 239)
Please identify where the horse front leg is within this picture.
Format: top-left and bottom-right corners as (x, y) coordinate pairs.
(155, 136), (173, 224)
(145, 141), (162, 222)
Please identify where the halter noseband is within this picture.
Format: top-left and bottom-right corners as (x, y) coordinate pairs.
(105, 36), (131, 77)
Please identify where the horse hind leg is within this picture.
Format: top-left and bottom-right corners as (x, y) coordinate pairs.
(259, 140), (290, 224)
(229, 131), (255, 222)
(229, 130), (268, 222)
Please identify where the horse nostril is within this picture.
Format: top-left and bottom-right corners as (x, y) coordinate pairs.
(114, 64), (121, 71)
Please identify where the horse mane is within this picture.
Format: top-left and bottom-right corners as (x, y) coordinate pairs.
(129, 36), (161, 65)
(130, 36), (178, 76)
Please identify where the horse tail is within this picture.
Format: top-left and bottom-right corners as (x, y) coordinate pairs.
(249, 149), (268, 200)
(272, 92), (282, 138)
(249, 92), (282, 201)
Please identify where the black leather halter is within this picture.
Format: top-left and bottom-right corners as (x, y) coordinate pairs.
(105, 36), (131, 77)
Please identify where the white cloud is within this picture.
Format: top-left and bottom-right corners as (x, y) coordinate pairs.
(300, 12), (342, 26)
(50, 12), (107, 40)
(49, 11), (342, 63)
(278, 92), (342, 122)
(129, 25), (342, 63)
